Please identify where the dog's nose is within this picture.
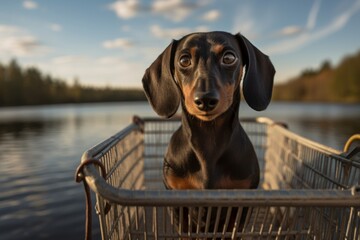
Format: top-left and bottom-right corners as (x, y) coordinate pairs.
(194, 92), (219, 111)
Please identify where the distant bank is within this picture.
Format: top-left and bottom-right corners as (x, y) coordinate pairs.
(0, 60), (146, 107)
(1, 50), (359, 107)
(272, 50), (360, 103)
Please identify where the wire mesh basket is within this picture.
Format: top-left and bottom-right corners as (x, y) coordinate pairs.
(77, 117), (360, 240)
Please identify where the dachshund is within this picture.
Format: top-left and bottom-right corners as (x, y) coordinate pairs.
(142, 31), (275, 233)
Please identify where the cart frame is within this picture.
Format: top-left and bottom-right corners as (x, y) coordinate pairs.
(77, 117), (360, 240)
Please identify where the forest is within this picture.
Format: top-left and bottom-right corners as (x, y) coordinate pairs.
(272, 50), (360, 103)
(0, 60), (146, 107)
(1, 49), (359, 107)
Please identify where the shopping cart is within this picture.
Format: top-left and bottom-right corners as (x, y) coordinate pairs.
(75, 117), (360, 240)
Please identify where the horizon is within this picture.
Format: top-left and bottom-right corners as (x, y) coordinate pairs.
(1, 0), (360, 88)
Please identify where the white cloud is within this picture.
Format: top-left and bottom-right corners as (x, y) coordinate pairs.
(265, 0), (360, 55)
(277, 26), (303, 37)
(152, 0), (194, 22)
(0, 25), (19, 34)
(0, 25), (46, 57)
(108, 0), (140, 19)
(152, 0), (181, 12)
(150, 25), (209, 39)
(97, 56), (124, 65)
(52, 55), (86, 65)
(108, 0), (211, 22)
(306, 0), (321, 30)
(201, 10), (220, 22)
(23, 0), (38, 10)
(274, 0), (321, 38)
(50, 24), (62, 32)
(37, 55), (145, 87)
(102, 38), (134, 49)
(1, 36), (40, 56)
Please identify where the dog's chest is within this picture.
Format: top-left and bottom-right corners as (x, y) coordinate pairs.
(164, 122), (256, 190)
(165, 161), (253, 190)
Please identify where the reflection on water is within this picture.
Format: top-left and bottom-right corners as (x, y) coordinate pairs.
(294, 118), (360, 150)
(0, 102), (359, 239)
(240, 101), (360, 150)
(0, 103), (155, 240)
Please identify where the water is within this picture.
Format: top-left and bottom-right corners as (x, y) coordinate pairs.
(0, 101), (359, 240)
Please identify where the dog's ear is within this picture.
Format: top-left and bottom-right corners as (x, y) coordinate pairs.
(142, 40), (180, 118)
(236, 33), (275, 111)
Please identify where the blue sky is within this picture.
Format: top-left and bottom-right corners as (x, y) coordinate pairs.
(0, 0), (360, 88)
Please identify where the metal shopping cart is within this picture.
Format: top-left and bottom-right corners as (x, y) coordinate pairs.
(75, 117), (360, 240)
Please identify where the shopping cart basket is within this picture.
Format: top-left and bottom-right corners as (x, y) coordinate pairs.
(76, 117), (360, 240)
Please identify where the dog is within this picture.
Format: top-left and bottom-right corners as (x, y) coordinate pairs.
(142, 31), (275, 233)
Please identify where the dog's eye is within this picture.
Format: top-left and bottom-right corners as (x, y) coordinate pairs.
(222, 52), (236, 65)
(179, 55), (191, 67)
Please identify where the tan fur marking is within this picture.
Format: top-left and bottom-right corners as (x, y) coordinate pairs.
(178, 56), (243, 122)
(190, 47), (197, 57)
(166, 174), (204, 189)
(182, 84), (197, 114)
(182, 80), (235, 121)
(211, 44), (224, 54)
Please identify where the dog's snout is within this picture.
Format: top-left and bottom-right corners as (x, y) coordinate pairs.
(194, 92), (219, 111)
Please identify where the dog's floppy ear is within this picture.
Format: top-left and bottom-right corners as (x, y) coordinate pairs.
(236, 33), (275, 111)
(142, 40), (180, 118)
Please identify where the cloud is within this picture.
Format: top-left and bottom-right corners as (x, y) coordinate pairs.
(37, 55), (145, 87)
(265, 0), (360, 55)
(108, 0), (140, 19)
(276, 25), (303, 37)
(201, 10), (220, 22)
(1, 36), (40, 56)
(275, 0), (321, 38)
(102, 38), (134, 49)
(23, 0), (38, 10)
(109, 0), (210, 22)
(0, 25), (19, 34)
(151, 0), (200, 22)
(50, 24), (62, 32)
(52, 55), (86, 65)
(150, 25), (209, 39)
(97, 56), (124, 65)
(0, 25), (46, 57)
(306, 0), (321, 30)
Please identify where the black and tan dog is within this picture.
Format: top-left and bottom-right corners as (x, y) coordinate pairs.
(142, 31), (275, 231)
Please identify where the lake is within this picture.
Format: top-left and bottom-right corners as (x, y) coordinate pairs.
(0, 101), (359, 240)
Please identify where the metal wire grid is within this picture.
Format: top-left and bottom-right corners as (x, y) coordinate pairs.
(143, 119), (181, 190)
(264, 124), (360, 190)
(82, 124), (145, 239)
(80, 117), (360, 240)
(96, 204), (357, 240)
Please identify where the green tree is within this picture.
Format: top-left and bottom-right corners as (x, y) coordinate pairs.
(0, 59), (146, 106)
(71, 77), (82, 102)
(23, 67), (45, 105)
(0, 63), (5, 106)
(332, 52), (360, 102)
(320, 60), (332, 72)
(6, 60), (24, 106)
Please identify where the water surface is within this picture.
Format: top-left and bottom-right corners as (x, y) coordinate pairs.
(0, 101), (359, 239)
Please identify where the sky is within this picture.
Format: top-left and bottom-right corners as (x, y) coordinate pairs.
(0, 0), (360, 88)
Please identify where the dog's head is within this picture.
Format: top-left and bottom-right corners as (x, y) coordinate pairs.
(142, 31), (275, 121)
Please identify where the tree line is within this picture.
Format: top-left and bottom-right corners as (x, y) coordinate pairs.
(1, 49), (359, 107)
(0, 60), (146, 107)
(272, 50), (360, 103)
